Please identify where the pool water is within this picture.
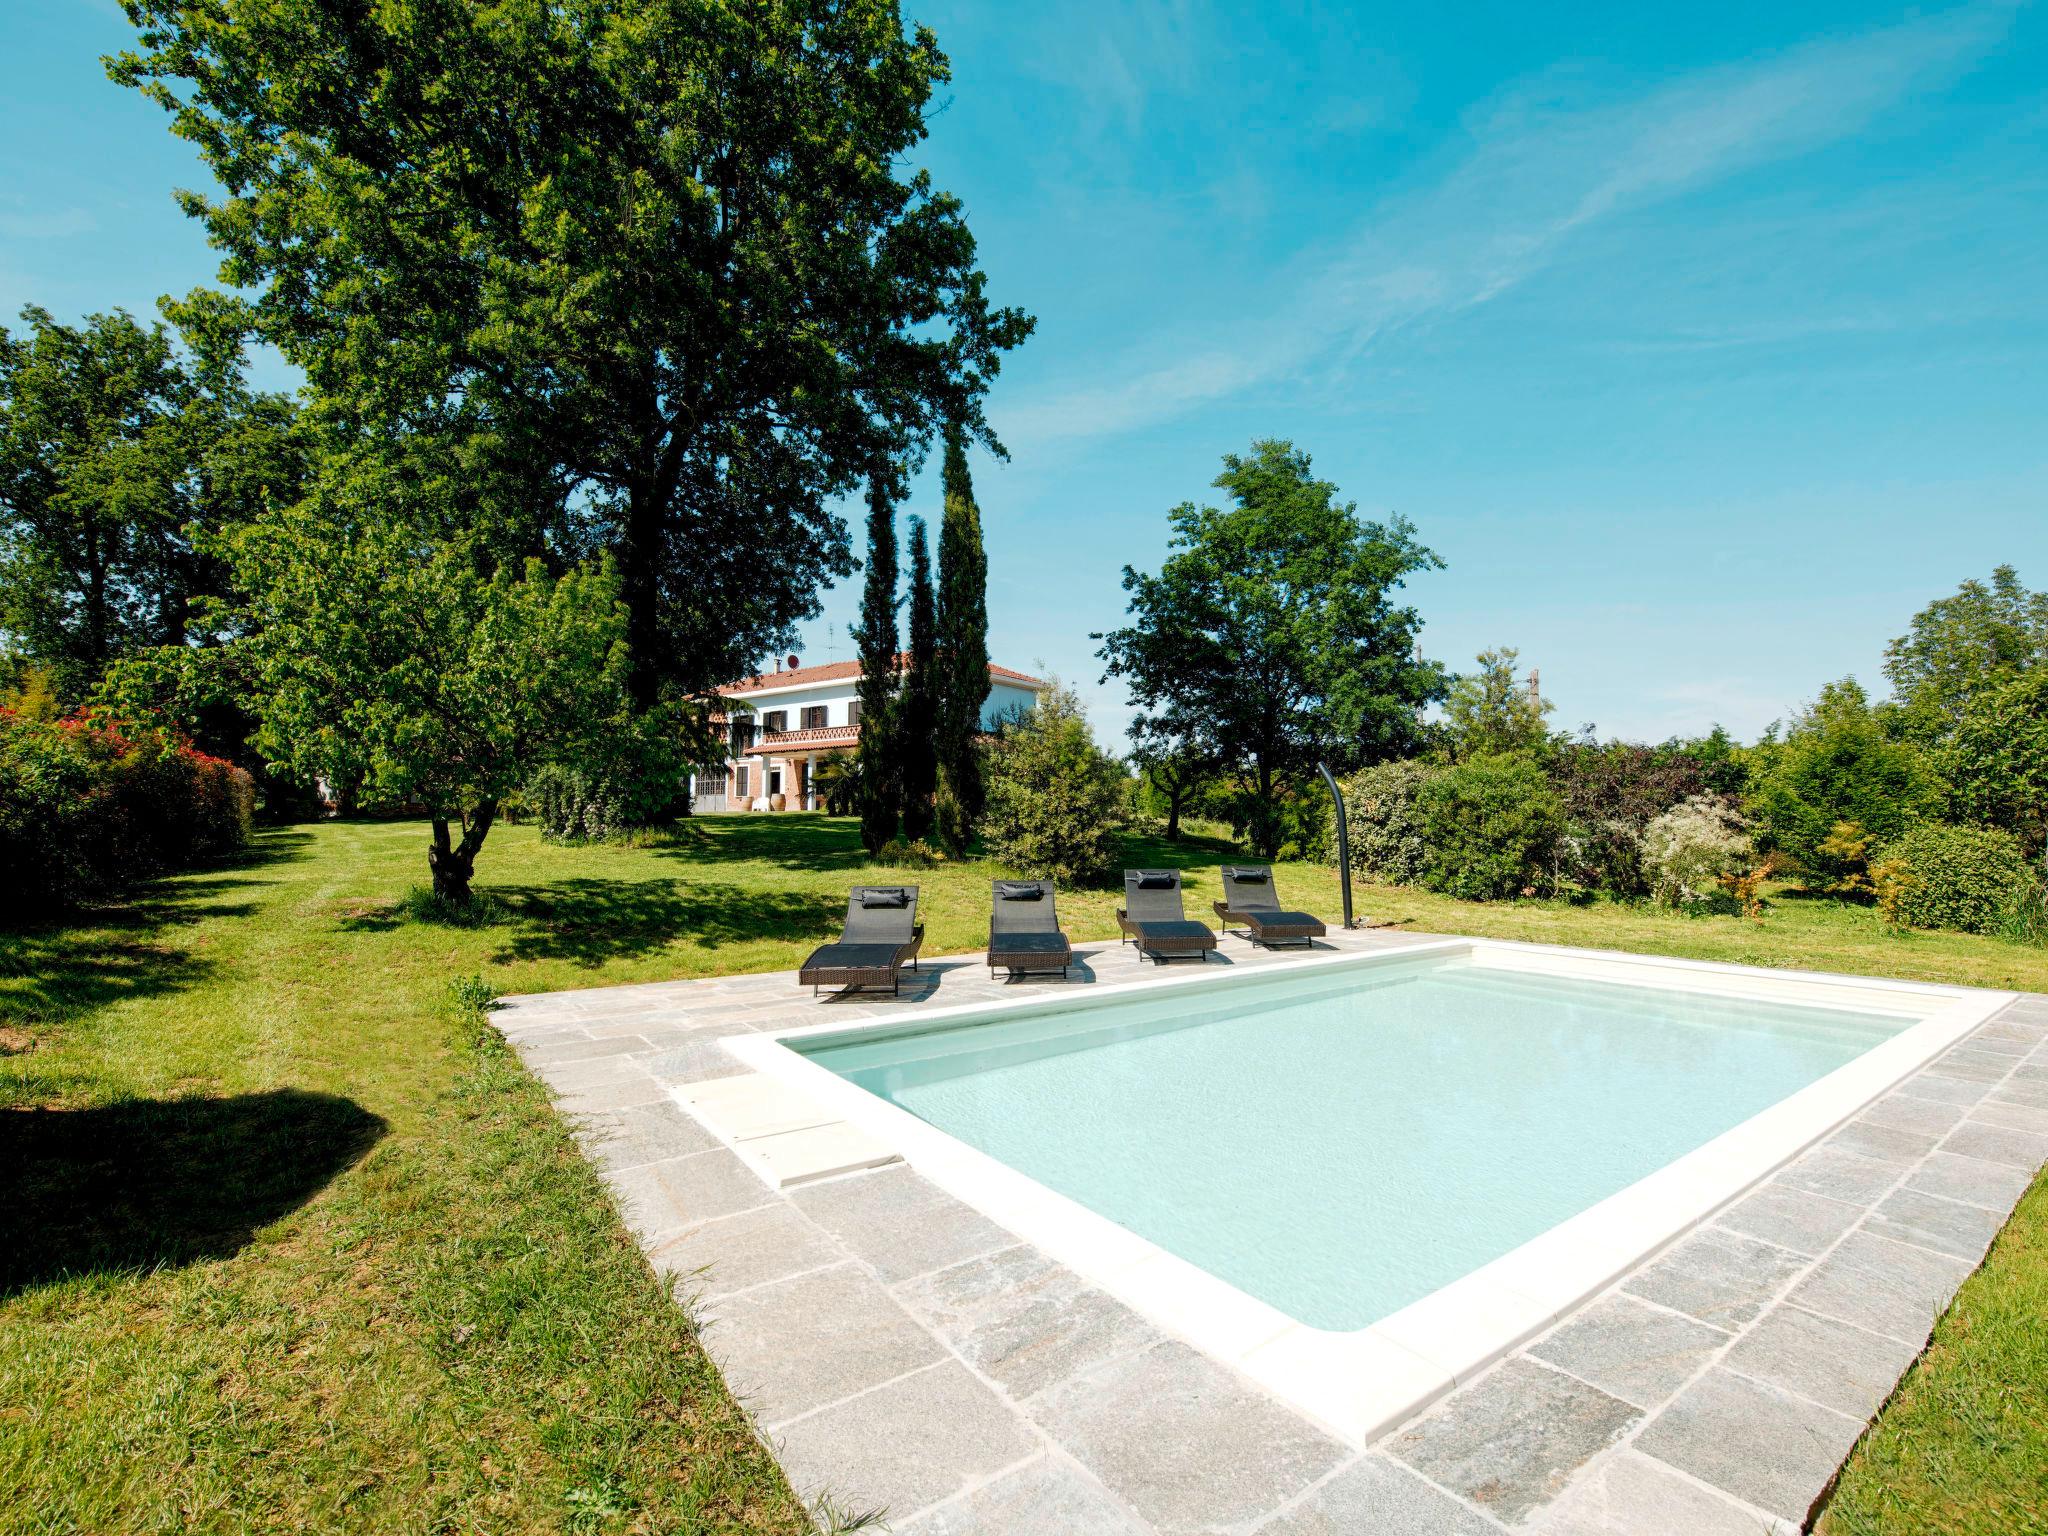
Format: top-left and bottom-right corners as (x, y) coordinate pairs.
(795, 955), (1910, 1330)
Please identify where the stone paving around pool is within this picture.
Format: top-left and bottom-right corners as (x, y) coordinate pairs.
(495, 933), (2048, 1535)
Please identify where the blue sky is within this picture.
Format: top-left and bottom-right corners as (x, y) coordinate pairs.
(5, 1), (2045, 746)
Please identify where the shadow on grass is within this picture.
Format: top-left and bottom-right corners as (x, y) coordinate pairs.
(0, 1088), (385, 1297)
(0, 929), (219, 1035)
(221, 826), (318, 868)
(0, 830), (315, 1032)
(488, 878), (842, 966)
(1114, 829), (1246, 871)
(650, 813), (873, 872)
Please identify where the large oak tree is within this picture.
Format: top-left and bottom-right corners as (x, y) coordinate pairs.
(112, 0), (1032, 713)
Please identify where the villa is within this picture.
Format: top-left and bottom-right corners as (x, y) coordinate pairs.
(691, 655), (1047, 811)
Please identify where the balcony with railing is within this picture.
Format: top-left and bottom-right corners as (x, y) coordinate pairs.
(743, 723), (861, 755)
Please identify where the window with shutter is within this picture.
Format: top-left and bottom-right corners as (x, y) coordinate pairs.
(801, 705), (828, 729)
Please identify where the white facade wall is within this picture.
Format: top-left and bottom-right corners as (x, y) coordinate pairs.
(690, 669), (1043, 812)
(983, 679), (1042, 728)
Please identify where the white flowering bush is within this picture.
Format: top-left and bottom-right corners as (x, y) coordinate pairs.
(1640, 795), (1752, 906)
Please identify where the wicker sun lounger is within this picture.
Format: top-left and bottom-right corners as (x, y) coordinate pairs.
(1117, 869), (1217, 964)
(987, 879), (1073, 980)
(1213, 865), (1327, 949)
(799, 885), (924, 996)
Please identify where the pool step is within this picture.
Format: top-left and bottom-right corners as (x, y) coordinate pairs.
(675, 1071), (900, 1188)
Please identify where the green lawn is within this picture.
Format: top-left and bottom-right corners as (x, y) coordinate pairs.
(1, 813), (2042, 1534)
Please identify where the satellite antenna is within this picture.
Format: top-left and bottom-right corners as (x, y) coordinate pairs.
(787, 653), (801, 671)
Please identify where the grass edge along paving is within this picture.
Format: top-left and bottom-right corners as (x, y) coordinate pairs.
(1, 814), (2043, 1534)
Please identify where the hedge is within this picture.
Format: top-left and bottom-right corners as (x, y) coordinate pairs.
(1882, 822), (2037, 935)
(0, 711), (254, 915)
(1415, 753), (1564, 901)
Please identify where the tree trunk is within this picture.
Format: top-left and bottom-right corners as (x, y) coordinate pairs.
(428, 802), (498, 903)
(1164, 784), (1183, 841)
(620, 479), (664, 712)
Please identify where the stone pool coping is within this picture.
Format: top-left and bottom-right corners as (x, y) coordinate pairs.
(720, 937), (2011, 1447)
(496, 932), (2048, 1534)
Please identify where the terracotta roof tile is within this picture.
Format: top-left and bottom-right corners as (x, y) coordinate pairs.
(720, 656), (1045, 695)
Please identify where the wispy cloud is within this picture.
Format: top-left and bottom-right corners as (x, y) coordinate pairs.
(0, 206), (97, 240)
(1604, 676), (1805, 742)
(998, 3), (2018, 447)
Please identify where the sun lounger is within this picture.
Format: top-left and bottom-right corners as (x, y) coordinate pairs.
(987, 879), (1073, 980)
(1213, 865), (1327, 949)
(1116, 869), (1216, 964)
(798, 885), (924, 996)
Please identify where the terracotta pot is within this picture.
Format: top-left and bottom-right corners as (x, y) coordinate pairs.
(770, 793), (787, 812)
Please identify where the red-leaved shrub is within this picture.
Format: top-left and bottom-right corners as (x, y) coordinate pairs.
(0, 710), (255, 915)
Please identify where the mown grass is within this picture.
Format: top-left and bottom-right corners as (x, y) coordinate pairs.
(1, 811), (2041, 1533)
(0, 822), (809, 1536)
(1819, 1172), (2048, 1535)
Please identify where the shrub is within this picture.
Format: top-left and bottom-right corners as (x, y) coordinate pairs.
(1251, 779), (1326, 863)
(0, 710), (255, 914)
(1414, 753), (1564, 901)
(1813, 820), (1877, 899)
(980, 680), (1126, 886)
(523, 707), (695, 842)
(528, 763), (637, 842)
(1719, 857), (1776, 923)
(1640, 795), (1752, 907)
(1871, 856), (1917, 931)
(1881, 823), (2037, 935)
(1747, 678), (1943, 885)
(878, 835), (945, 869)
(1550, 741), (1708, 896)
(1333, 759), (1438, 885)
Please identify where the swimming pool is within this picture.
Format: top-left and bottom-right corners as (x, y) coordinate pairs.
(797, 953), (1908, 1330)
(729, 939), (2007, 1442)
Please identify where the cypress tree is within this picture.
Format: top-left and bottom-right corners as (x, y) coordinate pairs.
(934, 428), (990, 851)
(899, 515), (939, 843)
(852, 469), (901, 854)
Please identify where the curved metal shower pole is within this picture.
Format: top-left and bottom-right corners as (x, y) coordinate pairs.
(1318, 762), (1355, 930)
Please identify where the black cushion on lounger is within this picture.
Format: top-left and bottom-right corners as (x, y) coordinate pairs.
(1134, 919), (1212, 943)
(1226, 867), (1271, 884)
(859, 887), (911, 908)
(1135, 871), (1178, 890)
(994, 881), (1046, 900)
(803, 942), (908, 972)
(990, 932), (1069, 955)
(1247, 909), (1325, 930)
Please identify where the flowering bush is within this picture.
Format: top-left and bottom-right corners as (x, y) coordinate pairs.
(1640, 795), (1752, 907)
(0, 710), (254, 914)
